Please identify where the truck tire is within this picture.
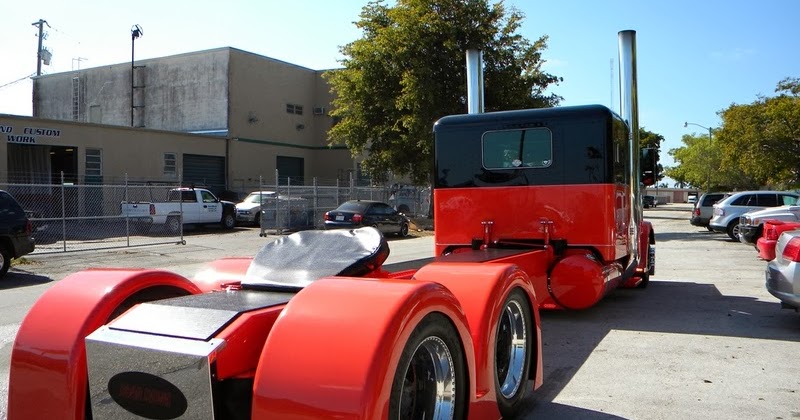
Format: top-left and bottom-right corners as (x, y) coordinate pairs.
(166, 216), (181, 235)
(389, 313), (467, 420)
(221, 213), (236, 230)
(0, 243), (11, 279)
(495, 288), (533, 418)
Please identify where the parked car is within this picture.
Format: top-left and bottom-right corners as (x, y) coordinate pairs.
(643, 195), (657, 209)
(687, 194), (697, 204)
(738, 205), (800, 246)
(235, 191), (277, 225)
(765, 230), (800, 310)
(709, 191), (800, 240)
(690, 192), (728, 230)
(324, 200), (410, 237)
(757, 219), (800, 260)
(0, 190), (36, 279)
(235, 191), (310, 228)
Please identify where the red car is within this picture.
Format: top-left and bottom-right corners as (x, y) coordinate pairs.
(757, 219), (800, 260)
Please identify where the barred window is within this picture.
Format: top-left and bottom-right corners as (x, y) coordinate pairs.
(85, 148), (102, 177)
(164, 152), (177, 176)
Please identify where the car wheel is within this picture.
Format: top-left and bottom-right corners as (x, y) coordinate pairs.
(254, 212), (262, 227)
(222, 213), (236, 230)
(0, 243), (11, 279)
(166, 216), (181, 235)
(398, 223), (409, 237)
(726, 220), (740, 241)
(389, 313), (467, 420)
(495, 288), (533, 418)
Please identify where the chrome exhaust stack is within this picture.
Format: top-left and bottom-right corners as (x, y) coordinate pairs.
(618, 29), (641, 273)
(466, 49), (484, 114)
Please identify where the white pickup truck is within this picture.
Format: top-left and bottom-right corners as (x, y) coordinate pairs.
(121, 187), (237, 234)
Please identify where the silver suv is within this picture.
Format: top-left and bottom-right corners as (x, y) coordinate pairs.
(709, 191), (800, 240)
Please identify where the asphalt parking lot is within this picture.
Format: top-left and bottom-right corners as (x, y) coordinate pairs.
(1, 204), (798, 419)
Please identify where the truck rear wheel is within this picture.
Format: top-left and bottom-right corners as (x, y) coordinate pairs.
(495, 289), (532, 418)
(166, 216), (181, 234)
(389, 313), (466, 420)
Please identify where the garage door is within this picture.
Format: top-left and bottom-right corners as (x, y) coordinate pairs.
(183, 154), (225, 195)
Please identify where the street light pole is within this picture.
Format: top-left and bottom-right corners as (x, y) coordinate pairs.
(684, 121), (714, 192)
(131, 25), (143, 127)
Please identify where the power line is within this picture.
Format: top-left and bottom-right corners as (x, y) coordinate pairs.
(0, 73), (35, 90)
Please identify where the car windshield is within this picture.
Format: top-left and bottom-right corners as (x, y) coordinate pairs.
(243, 192), (275, 203)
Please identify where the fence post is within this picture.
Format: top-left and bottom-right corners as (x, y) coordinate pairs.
(349, 172), (354, 201)
(274, 169), (280, 234)
(258, 175), (265, 237)
(60, 171), (67, 252)
(313, 177), (318, 229)
(125, 173), (130, 247)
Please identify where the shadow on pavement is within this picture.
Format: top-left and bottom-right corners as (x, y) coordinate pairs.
(0, 269), (54, 290)
(524, 280), (798, 412)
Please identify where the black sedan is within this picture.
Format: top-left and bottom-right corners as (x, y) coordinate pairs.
(324, 200), (410, 237)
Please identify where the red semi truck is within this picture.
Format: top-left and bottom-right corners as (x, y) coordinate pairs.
(7, 30), (652, 419)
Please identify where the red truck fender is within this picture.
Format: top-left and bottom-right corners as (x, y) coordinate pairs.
(8, 269), (201, 420)
(251, 276), (480, 419)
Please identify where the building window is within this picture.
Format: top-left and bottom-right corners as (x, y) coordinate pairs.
(85, 148), (102, 177)
(163, 152), (177, 177)
(286, 103), (303, 115)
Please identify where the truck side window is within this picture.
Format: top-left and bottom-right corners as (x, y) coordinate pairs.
(201, 191), (217, 203)
(482, 128), (552, 169)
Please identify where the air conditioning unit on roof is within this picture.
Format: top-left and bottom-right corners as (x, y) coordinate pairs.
(313, 107), (326, 115)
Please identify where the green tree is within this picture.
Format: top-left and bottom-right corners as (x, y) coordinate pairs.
(715, 77), (800, 188)
(324, 0), (562, 184)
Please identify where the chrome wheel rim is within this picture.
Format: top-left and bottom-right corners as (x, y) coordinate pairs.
(496, 299), (527, 399)
(398, 336), (456, 420)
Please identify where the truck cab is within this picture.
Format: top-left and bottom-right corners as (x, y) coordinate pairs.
(433, 105), (655, 309)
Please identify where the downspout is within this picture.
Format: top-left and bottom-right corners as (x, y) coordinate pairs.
(618, 30), (641, 276)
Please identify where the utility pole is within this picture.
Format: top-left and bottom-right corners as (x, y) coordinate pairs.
(32, 19), (48, 76)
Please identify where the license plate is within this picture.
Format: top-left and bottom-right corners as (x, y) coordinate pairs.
(336, 215), (344, 221)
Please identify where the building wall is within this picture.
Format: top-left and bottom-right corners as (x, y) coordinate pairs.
(34, 49), (230, 132)
(23, 47), (358, 189)
(227, 50), (354, 183)
(0, 114), (225, 184)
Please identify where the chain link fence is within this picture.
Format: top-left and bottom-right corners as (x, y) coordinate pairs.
(232, 174), (431, 236)
(2, 171), (431, 254)
(2, 175), (184, 255)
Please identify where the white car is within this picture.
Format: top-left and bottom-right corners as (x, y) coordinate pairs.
(235, 191), (278, 225)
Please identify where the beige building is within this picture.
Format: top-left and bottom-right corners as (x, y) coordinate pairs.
(3, 47), (359, 193)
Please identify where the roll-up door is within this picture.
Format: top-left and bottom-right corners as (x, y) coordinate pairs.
(183, 154), (225, 195)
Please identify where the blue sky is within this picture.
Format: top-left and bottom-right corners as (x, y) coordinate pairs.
(1, 0), (797, 174)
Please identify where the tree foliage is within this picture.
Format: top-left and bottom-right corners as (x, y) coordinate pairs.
(667, 77), (800, 191)
(715, 77), (800, 189)
(324, 0), (562, 184)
